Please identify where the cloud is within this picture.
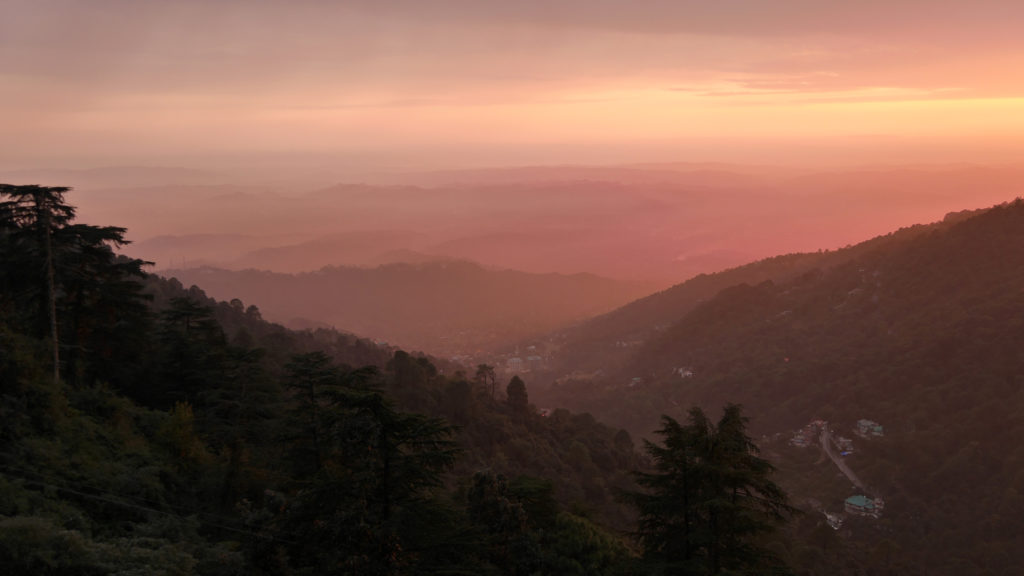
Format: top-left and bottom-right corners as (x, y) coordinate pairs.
(338, 0), (1024, 42)
(3, 0), (1024, 167)
(4, 0), (1023, 102)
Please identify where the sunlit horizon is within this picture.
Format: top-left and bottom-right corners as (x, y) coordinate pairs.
(4, 1), (1024, 173)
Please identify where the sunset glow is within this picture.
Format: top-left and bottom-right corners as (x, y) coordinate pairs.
(4, 0), (1024, 283)
(6, 5), (1024, 574)
(4, 0), (1024, 169)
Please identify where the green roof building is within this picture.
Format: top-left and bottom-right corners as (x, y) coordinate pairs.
(845, 494), (884, 518)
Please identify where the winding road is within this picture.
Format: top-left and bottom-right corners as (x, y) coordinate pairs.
(820, 426), (866, 491)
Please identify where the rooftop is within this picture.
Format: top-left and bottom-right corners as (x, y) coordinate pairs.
(845, 495), (875, 509)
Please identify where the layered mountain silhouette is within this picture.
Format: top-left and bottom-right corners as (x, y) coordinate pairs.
(165, 260), (652, 355)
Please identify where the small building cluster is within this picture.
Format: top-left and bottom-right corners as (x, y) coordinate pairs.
(856, 419), (884, 438)
(789, 418), (827, 448)
(835, 436), (854, 455)
(506, 357), (523, 373)
(844, 495), (885, 519)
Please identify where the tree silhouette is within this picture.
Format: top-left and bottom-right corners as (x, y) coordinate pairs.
(0, 185), (74, 384)
(0, 184), (150, 386)
(626, 404), (795, 575)
(282, 352), (460, 575)
(476, 363), (497, 398)
(506, 375), (529, 414)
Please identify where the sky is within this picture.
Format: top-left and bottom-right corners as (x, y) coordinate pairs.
(4, 0), (1024, 171)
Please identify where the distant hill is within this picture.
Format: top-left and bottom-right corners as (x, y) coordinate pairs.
(0, 222), (643, 576)
(0, 165), (221, 189)
(56, 162), (1021, 285)
(165, 261), (653, 356)
(536, 199), (1024, 575)
(131, 233), (300, 269)
(392, 162), (784, 187)
(538, 207), (983, 377)
(227, 230), (435, 272)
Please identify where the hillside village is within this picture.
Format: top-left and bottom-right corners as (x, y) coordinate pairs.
(788, 417), (888, 528)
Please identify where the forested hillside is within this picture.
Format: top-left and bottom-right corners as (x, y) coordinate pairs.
(539, 199), (1024, 575)
(164, 262), (650, 355)
(8, 183), (1019, 574)
(542, 206), (986, 377)
(0, 185), (654, 575)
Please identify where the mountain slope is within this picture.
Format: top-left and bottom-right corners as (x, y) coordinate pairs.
(0, 250), (644, 576)
(539, 199), (1024, 575)
(541, 207), (986, 376)
(165, 261), (652, 355)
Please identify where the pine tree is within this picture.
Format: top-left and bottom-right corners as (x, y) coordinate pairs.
(156, 296), (227, 406)
(0, 184), (151, 387)
(506, 375), (529, 414)
(626, 404), (795, 575)
(0, 185), (75, 384)
(280, 352), (460, 575)
(475, 363), (497, 399)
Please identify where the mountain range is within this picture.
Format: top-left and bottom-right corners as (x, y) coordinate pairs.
(164, 261), (652, 355)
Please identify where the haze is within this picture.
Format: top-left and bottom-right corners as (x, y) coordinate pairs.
(3, 0), (1023, 288)
(7, 4), (1024, 573)
(5, 0), (1024, 169)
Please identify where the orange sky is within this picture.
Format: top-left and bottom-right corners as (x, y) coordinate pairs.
(3, 0), (1024, 170)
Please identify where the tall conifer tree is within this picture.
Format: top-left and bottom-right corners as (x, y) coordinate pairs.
(626, 404), (795, 575)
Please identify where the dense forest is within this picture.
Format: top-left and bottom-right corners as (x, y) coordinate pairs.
(1, 185), (801, 574)
(538, 199), (1024, 575)
(6, 183), (1021, 574)
(0, 185), (632, 574)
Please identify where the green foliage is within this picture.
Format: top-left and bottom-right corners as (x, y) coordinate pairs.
(157, 402), (208, 472)
(626, 405), (795, 575)
(153, 296), (228, 406)
(468, 472), (536, 575)
(540, 512), (634, 576)
(0, 184), (650, 576)
(506, 375), (529, 414)
(542, 200), (1024, 575)
(277, 351), (463, 575)
(0, 516), (101, 575)
(0, 184), (151, 389)
(476, 363), (497, 398)
(441, 377), (478, 425)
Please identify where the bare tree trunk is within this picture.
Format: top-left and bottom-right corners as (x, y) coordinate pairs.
(41, 206), (59, 385)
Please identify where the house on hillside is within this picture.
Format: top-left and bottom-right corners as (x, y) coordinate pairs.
(506, 357), (523, 373)
(789, 419), (826, 448)
(845, 495), (884, 519)
(856, 419), (884, 438)
(789, 431), (812, 448)
(836, 436), (854, 454)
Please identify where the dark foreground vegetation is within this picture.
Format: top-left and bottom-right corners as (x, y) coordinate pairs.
(1, 184), (794, 574)
(539, 198), (1024, 575)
